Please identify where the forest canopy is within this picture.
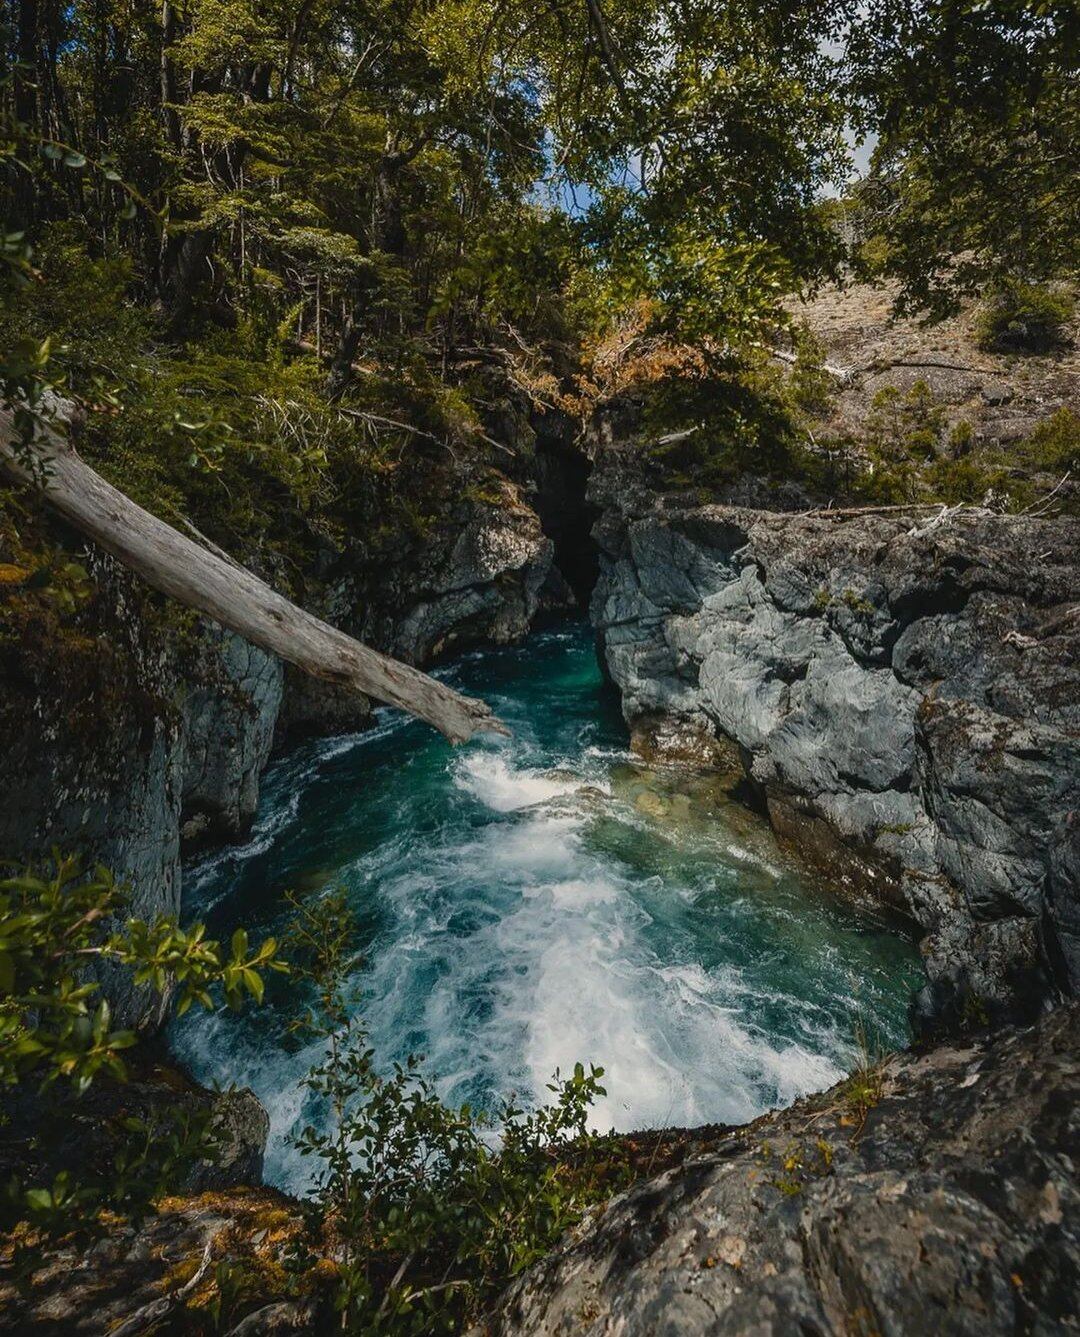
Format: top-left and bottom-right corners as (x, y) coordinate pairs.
(0, 0), (1076, 552)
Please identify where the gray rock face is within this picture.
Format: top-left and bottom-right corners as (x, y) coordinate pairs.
(0, 567), (286, 1023)
(181, 622), (284, 848)
(0, 1060), (270, 1199)
(385, 493), (556, 664)
(482, 1002), (1080, 1337)
(589, 448), (1080, 1023)
(0, 556), (184, 1029)
(274, 662), (373, 745)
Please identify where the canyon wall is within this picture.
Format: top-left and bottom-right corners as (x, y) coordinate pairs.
(589, 445), (1080, 1029)
(485, 1000), (1080, 1337)
(0, 478), (561, 1027)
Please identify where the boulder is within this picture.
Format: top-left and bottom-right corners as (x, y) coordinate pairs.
(481, 1002), (1080, 1337)
(386, 491), (556, 664)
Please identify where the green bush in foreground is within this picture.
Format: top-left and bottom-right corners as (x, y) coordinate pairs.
(0, 854), (285, 1096)
(285, 890), (623, 1334)
(0, 854), (286, 1245)
(0, 863), (622, 1332)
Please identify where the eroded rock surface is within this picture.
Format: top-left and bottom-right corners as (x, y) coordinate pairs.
(0, 1185), (318, 1336)
(352, 484), (559, 664)
(590, 448), (1080, 1023)
(181, 623), (285, 848)
(481, 1002), (1080, 1337)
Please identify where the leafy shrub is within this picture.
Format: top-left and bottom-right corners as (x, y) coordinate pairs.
(975, 281), (1075, 353)
(1014, 406), (1080, 476)
(286, 891), (624, 1333)
(864, 380), (945, 464)
(0, 854), (285, 1243)
(0, 854), (285, 1094)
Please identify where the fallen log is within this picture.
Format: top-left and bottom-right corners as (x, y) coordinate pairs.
(768, 346), (853, 382)
(0, 405), (507, 743)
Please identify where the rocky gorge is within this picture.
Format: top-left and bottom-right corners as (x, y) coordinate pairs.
(0, 469), (559, 1026)
(2, 288), (1079, 1332)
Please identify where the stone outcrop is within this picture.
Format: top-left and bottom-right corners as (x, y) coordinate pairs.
(481, 1001), (1080, 1337)
(0, 1184), (320, 1336)
(348, 483), (560, 664)
(273, 660), (375, 744)
(590, 446), (1080, 1025)
(181, 622), (285, 849)
(0, 1057), (270, 1203)
(0, 554), (185, 1028)
(0, 561), (311, 1023)
(6, 1007), (1078, 1334)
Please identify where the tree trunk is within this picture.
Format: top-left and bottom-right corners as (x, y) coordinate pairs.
(160, 0), (181, 149)
(9, 0), (40, 229)
(158, 227), (215, 328)
(326, 149), (409, 400)
(325, 305), (364, 401)
(0, 405), (506, 744)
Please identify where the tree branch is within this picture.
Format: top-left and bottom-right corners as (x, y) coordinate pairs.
(0, 406), (507, 744)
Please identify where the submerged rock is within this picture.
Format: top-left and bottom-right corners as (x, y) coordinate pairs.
(590, 447), (1080, 1027)
(480, 1001), (1080, 1337)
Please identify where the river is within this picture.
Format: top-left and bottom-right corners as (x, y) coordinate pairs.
(170, 621), (922, 1193)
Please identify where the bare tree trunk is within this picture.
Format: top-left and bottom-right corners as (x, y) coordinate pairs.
(326, 139), (418, 400)
(0, 407), (506, 743)
(10, 0), (40, 229)
(160, 0), (181, 149)
(326, 305), (364, 401)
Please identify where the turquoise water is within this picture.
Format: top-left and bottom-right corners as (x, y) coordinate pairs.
(171, 622), (923, 1193)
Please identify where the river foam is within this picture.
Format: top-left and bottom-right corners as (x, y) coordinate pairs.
(171, 622), (922, 1193)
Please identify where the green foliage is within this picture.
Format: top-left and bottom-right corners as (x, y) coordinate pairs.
(0, 853), (286, 1095)
(285, 890), (624, 1332)
(3, 1103), (218, 1249)
(975, 282), (1076, 354)
(847, 2), (1080, 316)
(1013, 407), (1080, 477)
(0, 852), (286, 1261)
(865, 381), (944, 463)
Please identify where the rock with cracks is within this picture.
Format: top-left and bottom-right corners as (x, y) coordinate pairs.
(480, 1002), (1080, 1337)
(589, 446), (1080, 1028)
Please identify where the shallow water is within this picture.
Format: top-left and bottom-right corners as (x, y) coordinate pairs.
(171, 621), (923, 1193)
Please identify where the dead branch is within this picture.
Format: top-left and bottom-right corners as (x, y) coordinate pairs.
(0, 405), (506, 743)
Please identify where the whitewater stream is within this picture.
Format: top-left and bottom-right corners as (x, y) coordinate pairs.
(171, 621), (923, 1193)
